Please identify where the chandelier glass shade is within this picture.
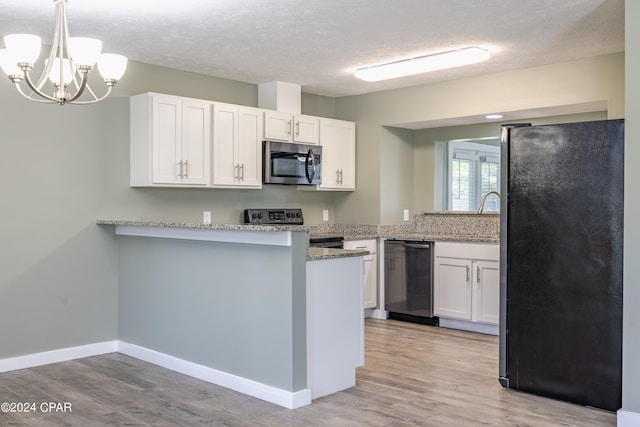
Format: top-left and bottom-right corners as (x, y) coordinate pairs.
(0, 0), (127, 105)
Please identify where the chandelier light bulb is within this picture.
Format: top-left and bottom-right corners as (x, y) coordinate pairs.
(3, 34), (42, 65)
(46, 58), (75, 86)
(68, 37), (103, 67)
(0, 48), (23, 77)
(97, 53), (128, 81)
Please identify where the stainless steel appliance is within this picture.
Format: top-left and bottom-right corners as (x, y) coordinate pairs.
(243, 208), (303, 225)
(384, 240), (438, 326)
(499, 120), (623, 412)
(263, 140), (322, 185)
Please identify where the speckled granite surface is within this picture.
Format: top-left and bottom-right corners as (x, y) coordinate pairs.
(306, 247), (369, 261)
(97, 219), (369, 261)
(98, 211), (500, 258)
(97, 219), (312, 232)
(307, 211), (500, 243)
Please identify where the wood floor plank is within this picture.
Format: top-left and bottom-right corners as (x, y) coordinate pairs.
(0, 319), (616, 426)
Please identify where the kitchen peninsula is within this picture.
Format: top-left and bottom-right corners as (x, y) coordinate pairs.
(98, 220), (367, 409)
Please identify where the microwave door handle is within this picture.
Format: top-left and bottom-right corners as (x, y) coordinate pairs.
(305, 149), (316, 183)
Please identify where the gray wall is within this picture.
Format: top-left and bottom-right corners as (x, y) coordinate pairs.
(117, 233), (308, 391)
(624, 0), (640, 415)
(0, 61), (339, 360)
(334, 53), (624, 224)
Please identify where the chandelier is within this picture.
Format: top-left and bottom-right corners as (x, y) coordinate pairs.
(0, 0), (127, 105)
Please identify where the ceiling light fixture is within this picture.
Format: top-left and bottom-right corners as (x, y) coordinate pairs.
(0, 0), (127, 105)
(485, 114), (504, 119)
(354, 46), (490, 82)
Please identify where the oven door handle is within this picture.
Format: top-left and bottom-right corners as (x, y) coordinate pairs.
(305, 148), (316, 183)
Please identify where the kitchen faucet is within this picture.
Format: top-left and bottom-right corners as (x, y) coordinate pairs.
(477, 191), (501, 214)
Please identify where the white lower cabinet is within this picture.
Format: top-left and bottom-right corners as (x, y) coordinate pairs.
(434, 242), (499, 332)
(343, 239), (377, 309)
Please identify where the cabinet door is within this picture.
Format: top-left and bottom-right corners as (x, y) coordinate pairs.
(318, 119), (355, 190)
(345, 239), (377, 309)
(212, 103), (238, 186)
(336, 121), (355, 189)
(237, 107), (263, 187)
(318, 120), (340, 189)
(264, 111), (292, 141)
(293, 115), (319, 144)
(152, 96), (182, 184)
(363, 256), (377, 309)
(181, 99), (210, 185)
(434, 257), (472, 320)
(474, 260), (500, 324)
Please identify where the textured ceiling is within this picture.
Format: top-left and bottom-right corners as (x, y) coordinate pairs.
(0, 0), (624, 98)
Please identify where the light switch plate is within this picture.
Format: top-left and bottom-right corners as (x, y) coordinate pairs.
(203, 211), (212, 224)
(323, 209), (329, 222)
(403, 209), (410, 221)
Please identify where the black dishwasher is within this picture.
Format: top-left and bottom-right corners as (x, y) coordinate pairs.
(384, 240), (438, 326)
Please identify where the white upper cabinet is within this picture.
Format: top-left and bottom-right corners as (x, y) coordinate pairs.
(212, 103), (263, 188)
(264, 110), (319, 144)
(130, 93), (211, 187)
(318, 118), (356, 191)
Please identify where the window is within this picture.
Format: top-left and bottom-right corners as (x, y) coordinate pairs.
(447, 140), (500, 212)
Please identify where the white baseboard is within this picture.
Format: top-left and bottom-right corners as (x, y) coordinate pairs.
(0, 341), (118, 373)
(439, 317), (499, 335)
(117, 341), (312, 409)
(369, 309), (388, 320)
(618, 409), (640, 427)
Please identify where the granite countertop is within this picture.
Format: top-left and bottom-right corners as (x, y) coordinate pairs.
(307, 247), (369, 261)
(380, 233), (500, 243)
(97, 219), (370, 261)
(97, 219), (312, 232)
(98, 212), (500, 247)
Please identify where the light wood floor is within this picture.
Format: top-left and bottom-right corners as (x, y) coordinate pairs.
(0, 319), (616, 426)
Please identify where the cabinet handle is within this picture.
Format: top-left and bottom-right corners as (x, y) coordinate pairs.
(287, 120), (292, 137)
(184, 160), (189, 179)
(336, 169), (340, 184)
(340, 169), (343, 184)
(178, 160), (184, 179)
(477, 265), (481, 283)
(240, 163), (245, 180)
(466, 265), (470, 282)
(295, 121), (300, 137)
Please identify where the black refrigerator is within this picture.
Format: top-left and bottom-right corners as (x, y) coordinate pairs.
(498, 119), (624, 412)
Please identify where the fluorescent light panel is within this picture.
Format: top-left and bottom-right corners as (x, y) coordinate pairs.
(355, 46), (490, 82)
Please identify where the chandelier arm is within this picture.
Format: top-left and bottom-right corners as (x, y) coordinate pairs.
(21, 69), (62, 103)
(13, 81), (56, 104)
(64, 71), (90, 103)
(34, 0), (65, 91)
(70, 85), (113, 105)
(84, 81), (100, 100)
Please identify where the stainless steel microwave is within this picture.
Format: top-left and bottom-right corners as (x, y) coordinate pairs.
(263, 140), (322, 185)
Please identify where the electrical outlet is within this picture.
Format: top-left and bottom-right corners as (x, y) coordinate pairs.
(323, 209), (329, 222)
(203, 211), (212, 224)
(403, 209), (410, 221)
